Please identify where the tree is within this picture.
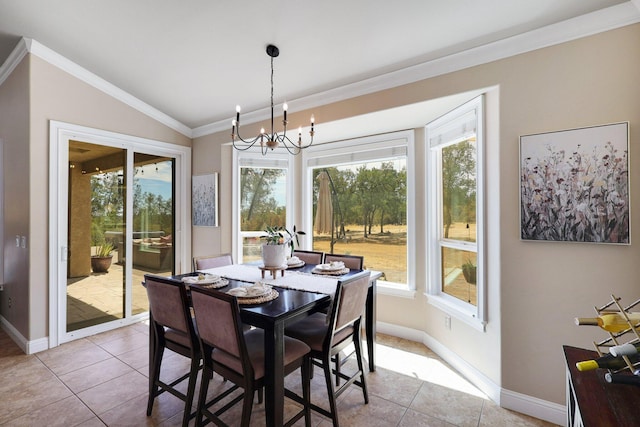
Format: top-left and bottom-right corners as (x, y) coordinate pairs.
(240, 168), (285, 230)
(441, 140), (476, 239)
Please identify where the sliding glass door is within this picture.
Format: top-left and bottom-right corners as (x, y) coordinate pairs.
(50, 121), (189, 346)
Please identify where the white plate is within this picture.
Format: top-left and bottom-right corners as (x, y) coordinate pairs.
(227, 284), (272, 298)
(287, 261), (305, 268)
(182, 274), (221, 285)
(316, 262), (345, 271)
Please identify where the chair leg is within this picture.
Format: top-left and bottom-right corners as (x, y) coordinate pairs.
(195, 366), (212, 427)
(353, 335), (369, 404)
(147, 343), (164, 416)
(302, 356), (312, 427)
(181, 355), (200, 426)
(240, 384), (255, 427)
(322, 354), (340, 427)
(335, 351), (341, 386)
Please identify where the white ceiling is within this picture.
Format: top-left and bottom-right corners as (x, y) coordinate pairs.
(0, 0), (637, 140)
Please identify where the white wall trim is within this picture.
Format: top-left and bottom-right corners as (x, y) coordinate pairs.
(192, 2), (640, 138)
(0, 315), (49, 354)
(0, 38), (28, 87)
(377, 321), (566, 426)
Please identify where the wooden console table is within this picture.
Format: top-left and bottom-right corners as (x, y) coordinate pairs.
(564, 345), (640, 427)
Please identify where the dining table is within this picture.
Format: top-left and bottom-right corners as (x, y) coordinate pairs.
(179, 261), (381, 427)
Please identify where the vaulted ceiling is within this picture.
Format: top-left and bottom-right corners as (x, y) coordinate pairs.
(0, 0), (637, 140)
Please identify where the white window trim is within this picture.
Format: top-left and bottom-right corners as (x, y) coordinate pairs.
(426, 96), (486, 331)
(232, 147), (294, 264)
(301, 130), (415, 291)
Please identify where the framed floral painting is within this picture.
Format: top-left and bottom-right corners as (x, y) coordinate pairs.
(520, 122), (629, 244)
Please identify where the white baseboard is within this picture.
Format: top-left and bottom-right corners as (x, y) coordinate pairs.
(376, 321), (566, 426)
(0, 315), (49, 354)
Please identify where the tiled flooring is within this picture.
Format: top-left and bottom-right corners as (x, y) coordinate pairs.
(0, 324), (557, 426)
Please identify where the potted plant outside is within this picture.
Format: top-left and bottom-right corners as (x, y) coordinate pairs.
(261, 225), (305, 267)
(91, 243), (115, 273)
(461, 259), (477, 284)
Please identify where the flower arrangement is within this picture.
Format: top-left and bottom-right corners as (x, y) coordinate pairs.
(261, 225), (305, 254)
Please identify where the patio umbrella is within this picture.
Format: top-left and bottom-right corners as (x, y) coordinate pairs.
(314, 171), (333, 234)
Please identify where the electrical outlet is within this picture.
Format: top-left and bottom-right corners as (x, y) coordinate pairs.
(8, 297), (12, 308)
(15, 235), (20, 247)
(445, 315), (451, 330)
(21, 236), (27, 249)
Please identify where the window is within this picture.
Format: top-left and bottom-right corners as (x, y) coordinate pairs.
(302, 131), (414, 291)
(426, 96), (485, 327)
(233, 150), (292, 263)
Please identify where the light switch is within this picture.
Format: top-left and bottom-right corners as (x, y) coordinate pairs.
(21, 236), (27, 249)
(15, 235), (20, 247)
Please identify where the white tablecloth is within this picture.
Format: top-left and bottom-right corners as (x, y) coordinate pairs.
(199, 264), (339, 296)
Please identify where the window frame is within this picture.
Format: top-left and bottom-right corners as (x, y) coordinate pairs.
(232, 148), (294, 264)
(426, 95), (486, 330)
(301, 130), (415, 294)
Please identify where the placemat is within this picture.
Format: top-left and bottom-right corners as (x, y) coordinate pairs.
(234, 288), (279, 305)
(198, 278), (229, 289)
(312, 267), (350, 276)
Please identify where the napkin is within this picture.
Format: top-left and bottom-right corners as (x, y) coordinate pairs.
(227, 282), (272, 297)
(182, 273), (220, 283)
(287, 256), (301, 265)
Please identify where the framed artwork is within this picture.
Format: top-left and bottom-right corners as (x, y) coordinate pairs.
(192, 173), (218, 227)
(520, 122), (629, 244)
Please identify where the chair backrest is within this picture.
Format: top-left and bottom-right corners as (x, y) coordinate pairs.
(292, 250), (324, 264)
(190, 287), (244, 360)
(145, 275), (194, 337)
(330, 271), (371, 335)
(324, 254), (364, 270)
(193, 253), (233, 271)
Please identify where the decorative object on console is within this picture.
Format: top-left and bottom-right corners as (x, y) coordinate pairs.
(231, 44), (315, 155)
(520, 122), (629, 244)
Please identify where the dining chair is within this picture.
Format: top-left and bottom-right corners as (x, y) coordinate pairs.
(284, 271), (371, 427)
(144, 275), (200, 427)
(193, 252), (233, 271)
(292, 249), (324, 264)
(190, 286), (312, 427)
(323, 253), (364, 270)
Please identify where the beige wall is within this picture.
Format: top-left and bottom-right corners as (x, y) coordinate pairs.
(0, 56), (30, 335)
(192, 23), (640, 406)
(0, 53), (192, 341)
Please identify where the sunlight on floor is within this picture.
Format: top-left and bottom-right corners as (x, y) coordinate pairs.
(376, 342), (488, 398)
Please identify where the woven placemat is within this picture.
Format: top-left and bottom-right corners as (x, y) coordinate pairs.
(235, 288), (279, 305)
(199, 278), (229, 289)
(311, 267), (350, 276)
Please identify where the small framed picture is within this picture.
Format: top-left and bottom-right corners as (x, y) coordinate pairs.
(520, 122), (629, 244)
(192, 173), (218, 227)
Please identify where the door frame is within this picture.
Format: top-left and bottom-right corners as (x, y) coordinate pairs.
(48, 121), (191, 348)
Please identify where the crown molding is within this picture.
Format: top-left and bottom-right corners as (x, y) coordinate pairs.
(2, 3), (638, 141)
(193, 2), (640, 138)
(0, 38), (29, 87)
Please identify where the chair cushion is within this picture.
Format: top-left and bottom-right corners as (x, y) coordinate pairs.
(213, 329), (310, 380)
(285, 313), (353, 352)
(164, 327), (192, 348)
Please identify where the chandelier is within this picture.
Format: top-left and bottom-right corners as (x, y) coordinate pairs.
(231, 44), (315, 155)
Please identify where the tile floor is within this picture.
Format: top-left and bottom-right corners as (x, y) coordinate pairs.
(0, 324), (557, 426)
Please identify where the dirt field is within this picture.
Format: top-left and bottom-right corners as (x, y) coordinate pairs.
(313, 222), (477, 305)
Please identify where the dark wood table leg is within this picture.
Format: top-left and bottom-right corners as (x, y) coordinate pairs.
(366, 279), (377, 372)
(264, 321), (285, 427)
